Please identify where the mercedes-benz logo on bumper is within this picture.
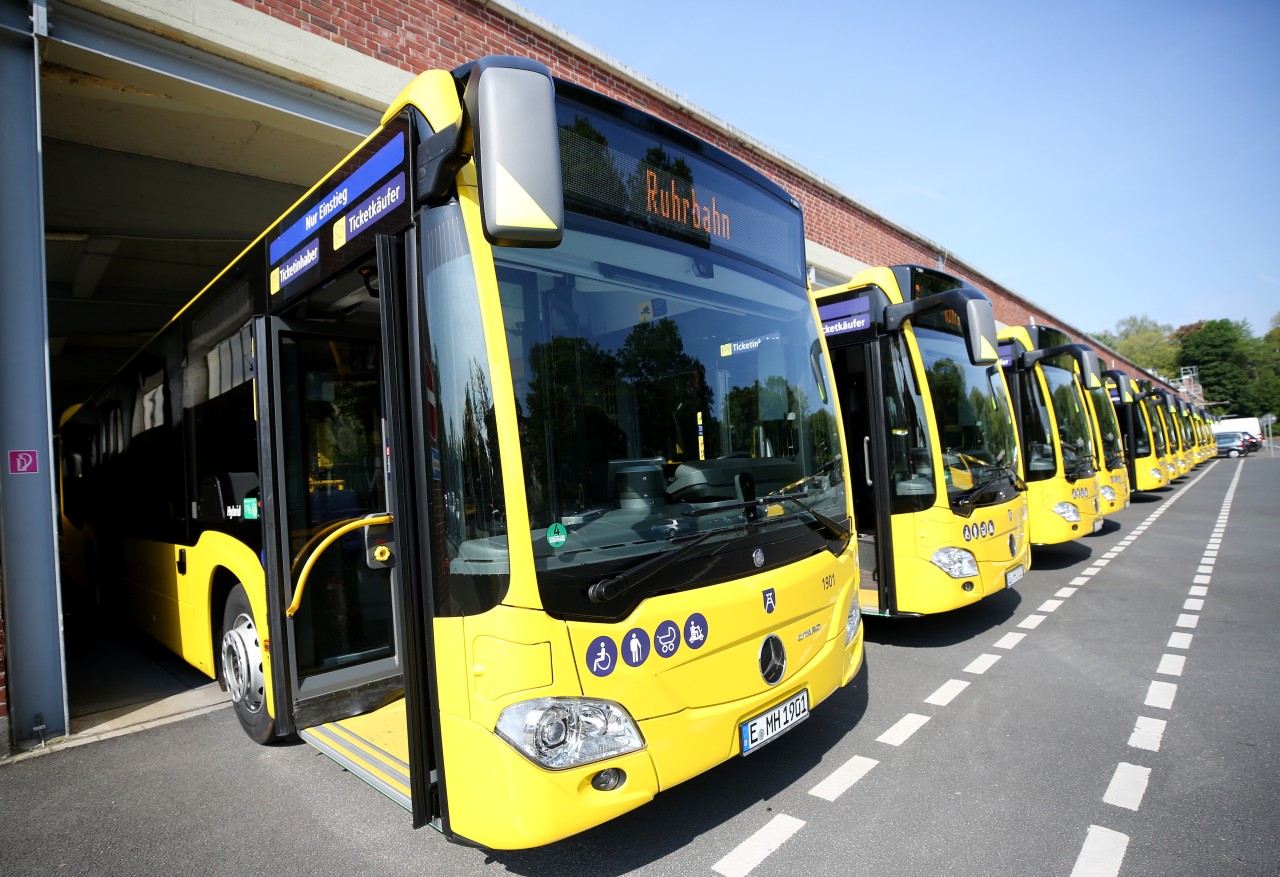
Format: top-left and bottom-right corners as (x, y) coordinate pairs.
(758, 634), (787, 686)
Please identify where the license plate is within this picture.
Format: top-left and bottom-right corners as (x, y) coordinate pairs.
(1093, 519), (1104, 533)
(1005, 565), (1025, 588)
(740, 690), (809, 755)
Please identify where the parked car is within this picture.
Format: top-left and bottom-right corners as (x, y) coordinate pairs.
(1240, 431), (1263, 452)
(1215, 432), (1250, 458)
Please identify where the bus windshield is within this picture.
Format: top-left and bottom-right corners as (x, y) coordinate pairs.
(1042, 365), (1096, 479)
(496, 220), (845, 619)
(915, 325), (1019, 509)
(1142, 397), (1168, 456)
(1089, 386), (1126, 471)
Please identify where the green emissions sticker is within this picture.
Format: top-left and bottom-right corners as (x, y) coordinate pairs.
(546, 522), (567, 548)
(243, 498), (260, 521)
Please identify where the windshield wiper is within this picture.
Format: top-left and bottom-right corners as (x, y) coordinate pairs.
(688, 490), (850, 542)
(954, 466), (1024, 516)
(587, 529), (719, 604)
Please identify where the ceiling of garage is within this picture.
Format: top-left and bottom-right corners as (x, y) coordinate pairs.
(40, 33), (376, 416)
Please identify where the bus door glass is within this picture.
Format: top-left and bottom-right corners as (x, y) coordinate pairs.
(263, 268), (403, 728)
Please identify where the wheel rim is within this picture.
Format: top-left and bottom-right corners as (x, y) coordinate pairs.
(221, 612), (265, 714)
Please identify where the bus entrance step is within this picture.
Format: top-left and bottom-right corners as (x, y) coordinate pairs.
(299, 705), (411, 812)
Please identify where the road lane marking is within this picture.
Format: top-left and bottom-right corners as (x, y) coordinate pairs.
(808, 755), (878, 802)
(1157, 654), (1186, 676)
(1145, 681), (1177, 709)
(1188, 585), (1207, 596)
(1103, 762), (1151, 810)
(1167, 632), (1193, 649)
(713, 814), (805, 877)
(963, 653), (1001, 675)
(1128, 716), (1167, 752)
(1183, 598), (1205, 611)
(994, 632), (1026, 649)
(1071, 825), (1129, 877)
(924, 679), (970, 706)
(1056, 587), (1079, 598)
(1018, 614), (1046, 630)
(1176, 614), (1199, 629)
(877, 713), (930, 746)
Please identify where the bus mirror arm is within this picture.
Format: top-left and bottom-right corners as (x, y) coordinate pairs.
(414, 121), (467, 206)
(287, 514), (394, 618)
(883, 288), (998, 365)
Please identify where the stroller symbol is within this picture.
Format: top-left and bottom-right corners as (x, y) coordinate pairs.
(655, 621), (680, 657)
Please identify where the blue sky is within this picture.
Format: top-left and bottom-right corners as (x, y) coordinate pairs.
(515, 0), (1280, 339)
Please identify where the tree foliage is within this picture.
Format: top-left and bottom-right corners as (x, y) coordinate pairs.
(1091, 314), (1178, 378)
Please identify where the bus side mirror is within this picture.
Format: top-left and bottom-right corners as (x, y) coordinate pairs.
(462, 57), (564, 248)
(962, 297), (999, 366)
(1077, 348), (1103, 389)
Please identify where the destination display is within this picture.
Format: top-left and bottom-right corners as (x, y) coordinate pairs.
(555, 93), (805, 283)
(266, 121), (412, 300)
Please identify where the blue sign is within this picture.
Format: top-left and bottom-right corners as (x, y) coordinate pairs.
(622, 628), (651, 667)
(271, 238), (319, 295)
(654, 620), (681, 658)
(684, 613), (709, 649)
(337, 172), (406, 248)
(586, 636), (617, 677)
(269, 132), (406, 266)
(819, 296), (872, 337)
(763, 588), (777, 613)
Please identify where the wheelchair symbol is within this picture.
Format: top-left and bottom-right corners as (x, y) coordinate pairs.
(586, 636), (617, 677)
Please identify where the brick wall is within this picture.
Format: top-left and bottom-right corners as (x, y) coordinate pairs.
(234, 0), (1161, 388)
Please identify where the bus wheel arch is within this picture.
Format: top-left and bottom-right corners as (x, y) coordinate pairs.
(219, 581), (277, 744)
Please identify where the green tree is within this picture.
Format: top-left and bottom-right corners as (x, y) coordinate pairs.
(1178, 319), (1255, 414)
(1093, 315), (1179, 377)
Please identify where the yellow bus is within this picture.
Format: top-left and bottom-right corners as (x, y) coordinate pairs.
(1136, 380), (1180, 482)
(1104, 370), (1167, 492)
(58, 57), (864, 849)
(997, 326), (1103, 544)
(814, 266), (1029, 616)
(1154, 389), (1189, 477)
(1079, 351), (1130, 516)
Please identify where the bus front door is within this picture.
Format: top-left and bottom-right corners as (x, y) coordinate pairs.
(828, 338), (897, 616)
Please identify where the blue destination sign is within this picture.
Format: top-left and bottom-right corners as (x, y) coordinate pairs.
(819, 296), (872, 337)
(998, 341), (1017, 368)
(269, 132), (406, 267)
(720, 332), (780, 357)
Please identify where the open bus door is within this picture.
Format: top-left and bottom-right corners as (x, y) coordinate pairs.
(253, 228), (442, 830)
(817, 275), (998, 616)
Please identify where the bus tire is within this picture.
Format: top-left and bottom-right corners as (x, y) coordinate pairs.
(220, 584), (276, 744)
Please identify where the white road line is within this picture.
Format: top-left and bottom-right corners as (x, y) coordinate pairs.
(1018, 614), (1046, 630)
(877, 713), (930, 746)
(1071, 576), (1091, 586)
(1193, 574), (1212, 585)
(1071, 825), (1130, 877)
(994, 632), (1026, 649)
(1196, 565), (1214, 575)
(1056, 587), (1079, 598)
(1184, 598), (1205, 611)
(1157, 654), (1186, 676)
(1202, 549), (1218, 557)
(1103, 551), (1120, 559)
(1082, 567), (1103, 576)
(1189, 585), (1208, 597)
(1103, 762), (1151, 811)
(808, 755), (878, 802)
(1128, 716), (1167, 752)
(925, 679), (970, 706)
(712, 814), (806, 877)
(1145, 680), (1178, 709)
(1093, 558), (1111, 567)
(1167, 631), (1193, 649)
(1199, 557), (1216, 566)
(964, 653), (1001, 675)
(1038, 599), (1063, 613)
(1176, 614), (1200, 629)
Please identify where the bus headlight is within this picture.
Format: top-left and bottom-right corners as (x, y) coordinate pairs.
(846, 597), (862, 644)
(1150, 468), (1163, 482)
(1100, 485), (1116, 502)
(1052, 502), (1082, 522)
(930, 547), (978, 579)
(496, 697), (645, 770)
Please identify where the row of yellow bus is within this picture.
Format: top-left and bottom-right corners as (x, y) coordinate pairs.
(55, 56), (1215, 850)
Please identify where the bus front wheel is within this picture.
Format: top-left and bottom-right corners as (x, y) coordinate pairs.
(220, 584), (276, 743)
